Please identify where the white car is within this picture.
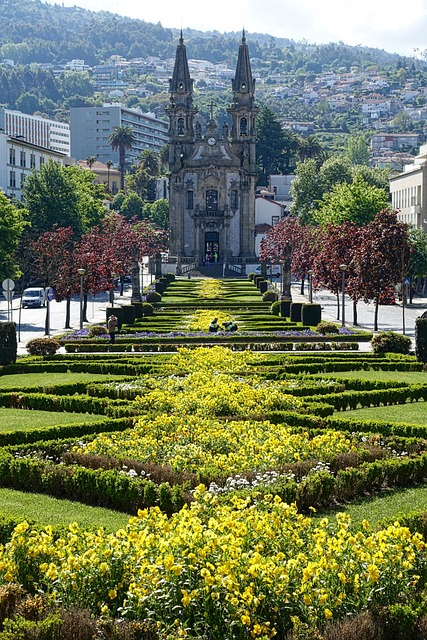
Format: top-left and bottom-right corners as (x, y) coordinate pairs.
(255, 265), (281, 278)
(22, 287), (46, 308)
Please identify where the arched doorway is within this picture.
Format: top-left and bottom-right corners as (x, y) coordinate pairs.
(205, 231), (219, 262)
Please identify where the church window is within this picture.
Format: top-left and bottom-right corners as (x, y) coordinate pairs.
(230, 190), (238, 210)
(240, 117), (247, 135)
(187, 190), (193, 209)
(177, 118), (185, 136)
(206, 189), (218, 213)
(272, 216), (279, 226)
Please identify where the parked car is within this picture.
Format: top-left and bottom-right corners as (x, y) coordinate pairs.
(255, 264), (281, 278)
(22, 287), (46, 308)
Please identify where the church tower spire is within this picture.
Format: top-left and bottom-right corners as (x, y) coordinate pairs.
(169, 30), (193, 98)
(231, 29), (255, 102)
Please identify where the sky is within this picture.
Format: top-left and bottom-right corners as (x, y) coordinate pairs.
(49, 0), (427, 58)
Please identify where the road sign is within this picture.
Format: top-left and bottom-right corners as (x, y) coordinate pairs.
(404, 277), (411, 285)
(2, 278), (15, 292)
(46, 287), (55, 302)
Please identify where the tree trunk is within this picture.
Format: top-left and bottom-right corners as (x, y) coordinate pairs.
(374, 300), (379, 332)
(336, 292), (340, 320)
(120, 276), (124, 296)
(64, 296), (71, 329)
(300, 277), (305, 296)
(352, 300), (358, 326)
(83, 293), (88, 323)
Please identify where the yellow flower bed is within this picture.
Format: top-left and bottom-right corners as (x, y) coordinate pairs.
(75, 414), (355, 475)
(168, 345), (262, 373)
(196, 278), (224, 299)
(187, 309), (232, 332)
(0, 493), (424, 637)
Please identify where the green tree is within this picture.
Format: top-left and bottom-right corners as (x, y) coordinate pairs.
(290, 159), (324, 224)
(121, 192), (144, 220)
(108, 125), (136, 191)
(314, 177), (389, 227)
(345, 134), (370, 166)
(256, 105), (289, 183)
(297, 134), (324, 162)
(23, 159), (105, 235)
(0, 193), (28, 281)
(142, 199), (169, 229)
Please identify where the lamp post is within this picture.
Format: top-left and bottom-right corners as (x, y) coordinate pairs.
(111, 272), (117, 307)
(307, 269), (313, 304)
(77, 268), (86, 331)
(339, 264), (348, 328)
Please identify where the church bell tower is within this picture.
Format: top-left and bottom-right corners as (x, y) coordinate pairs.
(168, 31), (258, 264)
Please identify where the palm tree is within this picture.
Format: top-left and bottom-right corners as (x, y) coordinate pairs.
(106, 160), (113, 193)
(86, 155), (96, 169)
(108, 126), (136, 191)
(297, 135), (323, 162)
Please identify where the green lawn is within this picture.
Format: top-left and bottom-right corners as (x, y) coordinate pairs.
(0, 372), (128, 389)
(318, 484), (427, 527)
(0, 408), (104, 431)
(0, 488), (130, 532)
(322, 369), (427, 384)
(342, 401), (427, 423)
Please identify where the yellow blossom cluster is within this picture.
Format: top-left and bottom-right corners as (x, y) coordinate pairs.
(75, 413), (355, 475)
(196, 278), (224, 299)
(187, 309), (233, 332)
(168, 345), (263, 374)
(0, 493), (424, 638)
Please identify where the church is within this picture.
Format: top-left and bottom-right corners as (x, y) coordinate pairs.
(167, 31), (258, 270)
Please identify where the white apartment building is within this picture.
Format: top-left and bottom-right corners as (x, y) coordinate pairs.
(70, 104), (168, 165)
(389, 144), (427, 232)
(0, 107), (70, 155)
(0, 132), (68, 201)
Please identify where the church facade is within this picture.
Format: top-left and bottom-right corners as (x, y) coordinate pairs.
(167, 32), (258, 266)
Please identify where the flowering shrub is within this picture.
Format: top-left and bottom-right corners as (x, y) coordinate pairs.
(187, 309), (233, 332)
(88, 325), (107, 337)
(0, 494), (424, 638)
(26, 338), (60, 356)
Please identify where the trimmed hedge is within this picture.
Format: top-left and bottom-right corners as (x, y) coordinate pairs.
(0, 322), (17, 365)
(415, 317), (427, 363)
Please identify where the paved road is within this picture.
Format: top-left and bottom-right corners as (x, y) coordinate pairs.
(291, 283), (427, 338)
(2, 278), (426, 355)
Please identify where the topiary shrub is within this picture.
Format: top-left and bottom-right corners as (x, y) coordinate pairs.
(415, 317), (427, 363)
(142, 302), (154, 316)
(0, 322), (17, 365)
(371, 331), (412, 355)
(87, 325), (107, 337)
(270, 300), (281, 316)
(26, 338), (60, 356)
(248, 272), (256, 281)
(262, 290), (278, 303)
(145, 291), (162, 303)
(290, 302), (303, 322)
(165, 272), (175, 282)
(301, 303), (322, 327)
(316, 321), (339, 335)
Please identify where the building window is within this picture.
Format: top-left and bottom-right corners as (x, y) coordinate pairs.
(206, 189), (218, 213)
(239, 117), (247, 135)
(30, 154), (36, 168)
(177, 118), (185, 136)
(230, 190), (238, 210)
(9, 170), (16, 188)
(20, 150), (26, 167)
(187, 190), (193, 209)
(272, 216), (279, 226)
(112, 181), (117, 194)
(20, 173), (25, 188)
(9, 148), (15, 165)
(39, 156), (44, 167)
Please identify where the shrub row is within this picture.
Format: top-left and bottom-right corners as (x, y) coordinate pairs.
(276, 360), (424, 374)
(0, 391), (129, 415)
(0, 449), (187, 516)
(0, 417), (133, 447)
(305, 384), (427, 411)
(1, 361), (156, 376)
(326, 415), (427, 439)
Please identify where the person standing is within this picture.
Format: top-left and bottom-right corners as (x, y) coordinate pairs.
(107, 314), (118, 343)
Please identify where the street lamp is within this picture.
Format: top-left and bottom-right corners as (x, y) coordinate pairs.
(307, 269), (313, 304)
(77, 268), (86, 331)
(339, 264), (348, 328)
